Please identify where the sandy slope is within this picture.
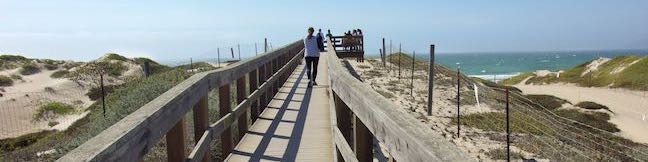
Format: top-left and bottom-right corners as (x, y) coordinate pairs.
(514, 84), (648, 144)
(0, 69), (92, 139)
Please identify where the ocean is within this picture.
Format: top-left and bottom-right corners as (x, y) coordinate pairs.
(421, 49), (648, 81)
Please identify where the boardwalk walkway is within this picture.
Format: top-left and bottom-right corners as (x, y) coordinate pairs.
(226, 53), (333, 162)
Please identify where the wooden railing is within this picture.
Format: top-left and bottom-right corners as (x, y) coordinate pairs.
(325, 38), (476, 162)
(58, 40), (304, 162)
(329, 35), (364, 60)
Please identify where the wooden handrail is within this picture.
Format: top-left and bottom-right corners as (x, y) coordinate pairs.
(325, 38), (476, 162)
(58, 40), (304, 162)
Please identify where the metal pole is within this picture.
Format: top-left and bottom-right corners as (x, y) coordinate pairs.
(428, 44), (435, 116)
(190, 58), (193, 72)
(101, 73), (106, 117)
(506, 88), (510, 162)
(457, 68), (460, 137)
(255, 43), (258, 55)
(237, 44), (241, 60)
(217, 48), (221, 67)
(264, 38), (268, 53)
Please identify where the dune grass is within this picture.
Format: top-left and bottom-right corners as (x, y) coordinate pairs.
(501, 72), (535, 85)
(575, 101), (611, 112)
(50, 70), (69, 78)
(19, 64), (40, 75)
(33, 102), (75, 120)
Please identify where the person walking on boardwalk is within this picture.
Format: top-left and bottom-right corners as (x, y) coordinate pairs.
(316, 29), (325, 52)
(304, 27), (320, 87)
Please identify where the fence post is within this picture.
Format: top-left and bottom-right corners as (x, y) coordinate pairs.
(143, 61), (150, 77)
(382, 38), (387, 67)
(193, 95), (209, 162)
(190, 58), (193, 72)
(166, 118), (186, 162)
(217, 48), (221, 67)
(389, 39), (392, 73)
(255, 43), (258, 56)
(411, 51), (415, 99)
(238, 44), (241, 60)
(237, 76), (247, 141)
(219, 84), (232, 156)
(398, 43), (402, 79)
(259, 64), (267, 112)
(353, 115), (373, 161)
(457, 69), (461, 137)
(100, 73), (106, 117)
(506, 88), (511, 162)
(265, 38), (268, 53)
(231, 48), (235, 58)
(249, 69), (259, 122)
(428, 44), (435, 116)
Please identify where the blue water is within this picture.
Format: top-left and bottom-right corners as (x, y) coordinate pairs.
(420, 49), (648, 79)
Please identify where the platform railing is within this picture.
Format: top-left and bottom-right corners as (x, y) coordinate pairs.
(58, 40), (304, 162)
(326, 38), (476, 162)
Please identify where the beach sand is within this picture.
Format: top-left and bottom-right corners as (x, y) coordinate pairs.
(514, 84), (648, 144)
(0, 69), (92, 139)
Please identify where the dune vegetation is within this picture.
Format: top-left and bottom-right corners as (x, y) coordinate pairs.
(503, 55), (648, 90)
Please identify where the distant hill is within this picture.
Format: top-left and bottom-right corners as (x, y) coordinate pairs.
(502, 55), (648, 90)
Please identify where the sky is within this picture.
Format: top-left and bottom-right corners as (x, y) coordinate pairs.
(1, 0), (647, 62)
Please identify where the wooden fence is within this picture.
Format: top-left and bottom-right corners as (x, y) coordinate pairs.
(329, 35), (364, 60)
(58, 40), (304, 162)
(325, 38), (476, 162)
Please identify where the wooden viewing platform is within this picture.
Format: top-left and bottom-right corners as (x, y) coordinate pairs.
(58, 37), (474, 162)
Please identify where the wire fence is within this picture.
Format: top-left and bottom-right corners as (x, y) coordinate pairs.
(355, 44), (648, 161)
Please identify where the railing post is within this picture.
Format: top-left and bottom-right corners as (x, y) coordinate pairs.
(249, 69), (259, 122)
(259, 64), (267, 112)
(236, 77), (247, 141)
(193, 95), (209, 162)
(219, 84), (232, 157)
(353, 115), (373, 162)
(166, 118), (186, 162)
(334, 93), (352, 161)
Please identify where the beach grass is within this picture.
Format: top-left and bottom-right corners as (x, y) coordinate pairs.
(501, 72), (535, 85)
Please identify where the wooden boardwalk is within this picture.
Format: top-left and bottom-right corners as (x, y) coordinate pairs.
(226, 53), (333, 162)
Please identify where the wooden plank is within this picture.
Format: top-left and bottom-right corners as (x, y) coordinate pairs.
(325, 38), (475, 162)
(187, 113), (233, 162)
(333, 128), (360, 162)
(353, 115), (372, 162)
(219, 84), (233, 157)
(236, 77), (247, 142)
(192, 96), (209, 162)
(166, 118), (186, 162)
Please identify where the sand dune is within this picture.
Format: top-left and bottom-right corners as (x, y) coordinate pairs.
(514, 84), (648, 144)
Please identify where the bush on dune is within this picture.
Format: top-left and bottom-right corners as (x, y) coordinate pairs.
(33, 102), (75, 120)
(20, 64), (40, 75)
(50, 70), (69, 78)
(0, 75), (13, 86)
(575, 101), (611, 112)
(525, 94), (569, 110)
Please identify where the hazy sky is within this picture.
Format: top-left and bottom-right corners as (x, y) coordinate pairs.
(1, 0), (647, 61)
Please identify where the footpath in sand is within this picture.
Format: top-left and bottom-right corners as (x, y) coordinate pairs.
(514, 84), (648, 144)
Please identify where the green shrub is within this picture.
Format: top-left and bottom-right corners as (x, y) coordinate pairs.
(43, 64), (58, 70)
(19, 64), (40, 75)
(0, 131), (53, 152)
(486, 148), (524, 160)
(554, 109), (619, 132)
(134, 57), (169, 75)
(10, 74), (22, 80)
(0, 55), (28, 62)
(525, 94), (569, 110)
(103, 53), (129, 62)
(0, 75), (12, 86)
(50, 70), (69, 78)
(357, 65), (370, 69)
(34, 102), (75, 120)
(575, 101), (611, 111)
(105, 62), (127, 77)
(85, 85), (118, 100)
